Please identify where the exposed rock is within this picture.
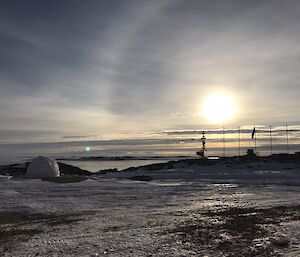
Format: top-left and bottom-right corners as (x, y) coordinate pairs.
(0, 161), (91, 177)
(270, 236), (290, 248)
(57, 162), (92, 176)
(42, 176), (88, 183)
(127, 175), (153, 181)
(94, 168), (118, 175)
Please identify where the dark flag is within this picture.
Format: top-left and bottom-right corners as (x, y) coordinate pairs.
(251, 127), (256, 139)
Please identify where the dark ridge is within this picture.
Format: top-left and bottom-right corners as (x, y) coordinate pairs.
(57, 162), (92, 176)
(41, 176), (88, 183)
(57, 155), (188, 161)
(94, 168), (119, 175)
(126, 175), (153, 181)
(120, 152), (300, 173)
(0, 162), (92, 176)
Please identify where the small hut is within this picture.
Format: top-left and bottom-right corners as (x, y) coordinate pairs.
(26, 156), (60, 178)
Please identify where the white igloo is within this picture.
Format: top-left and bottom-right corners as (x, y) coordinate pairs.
(26, 156), (60, 178)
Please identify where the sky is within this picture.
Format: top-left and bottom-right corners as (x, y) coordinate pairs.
(1, 0), (300, 143)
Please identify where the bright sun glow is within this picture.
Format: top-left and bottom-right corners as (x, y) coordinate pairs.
(202, 93), (236, 124)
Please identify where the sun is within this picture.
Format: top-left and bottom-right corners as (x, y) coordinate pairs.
(202, 93), (236, 124)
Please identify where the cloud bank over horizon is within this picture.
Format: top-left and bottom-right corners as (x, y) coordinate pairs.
(1, 0), (300, 143)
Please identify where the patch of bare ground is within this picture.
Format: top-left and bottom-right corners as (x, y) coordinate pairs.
(41, 176), (88, 183)
(0, 211), (94, 254)
(166, 205), (300, 257)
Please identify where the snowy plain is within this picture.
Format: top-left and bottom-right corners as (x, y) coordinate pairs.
(0, 159), (300, 256)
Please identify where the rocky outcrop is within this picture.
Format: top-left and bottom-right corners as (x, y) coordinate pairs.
(0, 162), (92, 177)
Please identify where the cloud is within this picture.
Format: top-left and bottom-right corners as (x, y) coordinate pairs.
(0, 0), (300, 143)
(163, 127), (300, 136)
(62, 135), (97, 139)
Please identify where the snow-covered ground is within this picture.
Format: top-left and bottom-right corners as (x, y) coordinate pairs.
(0, 160), (300, 256)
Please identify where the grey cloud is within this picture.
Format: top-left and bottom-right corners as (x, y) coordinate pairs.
(0, 0), (300, 142)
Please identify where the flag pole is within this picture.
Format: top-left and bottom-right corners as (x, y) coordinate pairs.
(286, 124), (289, 154)
(255, 130), (257, 155)
(238, 126), (241, 156)
(270, 125), (273, 155)
(223, 127), (225, 157)
(251, 126), (256, 155)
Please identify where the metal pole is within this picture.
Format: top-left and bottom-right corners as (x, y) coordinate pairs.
(286, 124), (289, 154)
(202, 131), (206, 156)
(238, 126), (241, 156)
(270, 125), (273, 155)
(255, 130), (257, 155)
(223, 127), (225, 157)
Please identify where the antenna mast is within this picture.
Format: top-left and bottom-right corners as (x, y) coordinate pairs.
(196, 131), (207, 158)
(201, 131), (206, 153)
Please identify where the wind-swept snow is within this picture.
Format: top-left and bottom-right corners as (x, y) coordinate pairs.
(0, 160), (300, 256)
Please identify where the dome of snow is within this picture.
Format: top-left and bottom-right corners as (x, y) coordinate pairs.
(26, 156), (60, 178)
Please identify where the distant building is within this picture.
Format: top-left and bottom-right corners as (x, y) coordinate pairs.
(246, 149), (256, 157)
